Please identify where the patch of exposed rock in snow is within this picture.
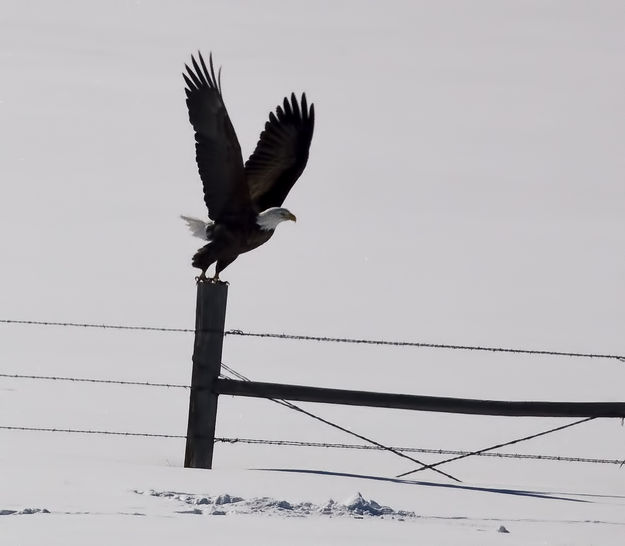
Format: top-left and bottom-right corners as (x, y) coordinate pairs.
(0, 508), (50, 516)
(135, 490), (415, 520)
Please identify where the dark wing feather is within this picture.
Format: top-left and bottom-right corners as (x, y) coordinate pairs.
(184, 52), (254, 223)
(245, 93), (314, 211)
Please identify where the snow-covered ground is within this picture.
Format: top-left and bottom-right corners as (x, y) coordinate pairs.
(1, 1), (624, 544)
(3, 451), (625, 545)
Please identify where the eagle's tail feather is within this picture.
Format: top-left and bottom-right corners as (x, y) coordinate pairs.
(180, 215), (212, 241)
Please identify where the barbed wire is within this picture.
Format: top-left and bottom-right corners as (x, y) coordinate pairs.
(0, 319), (194, 333)
(215, 437), (625, 466)
(226, 330), (625, 361)
(0, 425), (187, 439)
(220, 364), (622, 476)
(0, 373), (189, 389)
(396, 416), (598, 478)
(3, 367), (620, 475)
(222, 363), (625, 474)
(220, 364), (461, 482)
(4, 366), (460, 479)
(1, 426), (620, 466)
(2, 319), (624, 361)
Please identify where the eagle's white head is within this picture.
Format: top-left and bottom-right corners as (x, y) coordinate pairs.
(256, 207), (297, 231)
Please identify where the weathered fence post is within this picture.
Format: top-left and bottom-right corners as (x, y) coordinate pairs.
(184, 281), (228, 469)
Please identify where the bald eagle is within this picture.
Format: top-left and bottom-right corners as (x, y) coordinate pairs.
(181, 53), (314, 282)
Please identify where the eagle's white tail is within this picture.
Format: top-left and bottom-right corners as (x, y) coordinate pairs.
(180, 215), (211, 241)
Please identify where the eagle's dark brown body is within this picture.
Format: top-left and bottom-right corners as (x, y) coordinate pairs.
(191, 223), (274, 278)
(183, 53), (314, 282)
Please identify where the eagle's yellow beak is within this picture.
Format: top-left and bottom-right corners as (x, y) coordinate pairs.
(287, 212), (297, 222)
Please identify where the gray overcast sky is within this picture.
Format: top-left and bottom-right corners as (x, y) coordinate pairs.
(1, 0), (623, 402)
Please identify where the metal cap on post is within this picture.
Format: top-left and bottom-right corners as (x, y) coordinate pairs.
(184, 281), (228, 469)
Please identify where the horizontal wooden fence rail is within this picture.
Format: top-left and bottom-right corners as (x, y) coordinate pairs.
(215, 378), (625, 418)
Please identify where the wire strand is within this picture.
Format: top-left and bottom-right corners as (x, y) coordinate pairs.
(0, 373), (189, 389)
(0, 425), (187, 439)
(396, 416), (597, 478)
(2, 319), (623, 361)
(0, 319), (193, 333)
(2, 426), (620, 466)
(214, 437), (625, 465)
(226, 329), (625, 361)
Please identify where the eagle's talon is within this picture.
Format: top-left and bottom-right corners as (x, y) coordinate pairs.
(194, 272), (226, 284)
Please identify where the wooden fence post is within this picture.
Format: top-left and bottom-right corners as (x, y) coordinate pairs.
(184, 281), (228, 469)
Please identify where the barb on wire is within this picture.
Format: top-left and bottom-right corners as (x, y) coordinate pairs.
(220, 363), (462, 483)
(396, 416), (597, 478)
(0, 373), (189, 389)
(2, 318), (624, 362)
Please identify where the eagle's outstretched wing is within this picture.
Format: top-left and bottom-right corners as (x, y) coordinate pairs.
(184, 53), (254, 223)
(245, 93), (315, 212)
